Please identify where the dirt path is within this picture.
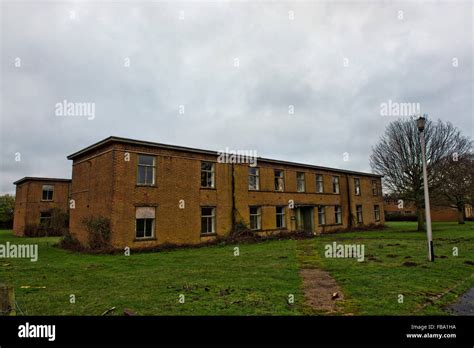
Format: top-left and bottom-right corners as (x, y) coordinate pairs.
(299, 268), (345, 313)
(297, 243), (345, 314)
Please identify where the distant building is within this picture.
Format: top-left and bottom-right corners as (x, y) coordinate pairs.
(66, 136), (385, 249)
(384, 197), (473, 222)
(13, 177), (71, 236)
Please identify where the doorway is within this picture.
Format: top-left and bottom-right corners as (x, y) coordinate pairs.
(296, 207), (314, 233)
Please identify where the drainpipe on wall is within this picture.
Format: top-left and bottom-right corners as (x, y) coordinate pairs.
(346, 174), (352, 229)
(231, 163), (236, 231)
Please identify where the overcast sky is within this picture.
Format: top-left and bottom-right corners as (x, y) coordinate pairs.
(1, 0), (472, 194)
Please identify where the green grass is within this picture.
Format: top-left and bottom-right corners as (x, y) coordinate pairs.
(298, 221), (474, 315)
(0, 221), (473, 315)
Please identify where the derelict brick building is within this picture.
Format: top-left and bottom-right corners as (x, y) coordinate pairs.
(66, 136), (384, 249)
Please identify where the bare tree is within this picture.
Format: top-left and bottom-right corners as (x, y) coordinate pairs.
(370, 117), (472, 231)
(437, 154), (474, 224)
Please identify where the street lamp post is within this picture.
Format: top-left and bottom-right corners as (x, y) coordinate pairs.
(417, 115), (434, 262)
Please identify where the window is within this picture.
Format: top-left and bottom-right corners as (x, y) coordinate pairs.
(42, 185), (54, 201)
(316, 174), (324, 193)
(354, 178), (361, 195)
(296, 172), (305, 192)
(356, 205), (363, 223)
(274, 170), (285, 191)
(201, 162), (215, 188)
(332, 176), (340, 194)
(372, 180), (378, 196)
(135, 207), (155, 239)
(276, 206), (286, 229)
(249, 206), (262, 230)
(137, 155), (156, 185)
(318, 206), (326, 225)
(39, 212), (52, 226)
(335, 205), (342, 224)
(201, 207), (216, 234)
(248, 167), (259, 190)
(374, 205), (381, 222)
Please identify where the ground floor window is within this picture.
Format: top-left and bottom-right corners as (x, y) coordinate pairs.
(318, 206), (326, 225)
(39, 212), (52, 226)
(374, 205), (381, 222)
(250, 206), (262, 230)
(276, 206), (285, 229)
(356, 205), (363, 223)
(136, 207), (155, 239)
(201, 207), (216, 234)
(335, 205), (342, 224)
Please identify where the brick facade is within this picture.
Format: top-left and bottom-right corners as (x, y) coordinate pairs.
(67, 137), (385, 249)
(13, 177), (71, 236)
(384, 198), (473, 222)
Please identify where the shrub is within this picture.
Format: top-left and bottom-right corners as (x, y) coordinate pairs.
(81, 215), (111, 250)
(24, 208), (69, 237)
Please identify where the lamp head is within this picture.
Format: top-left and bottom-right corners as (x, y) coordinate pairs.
(417, 116), (426, 132)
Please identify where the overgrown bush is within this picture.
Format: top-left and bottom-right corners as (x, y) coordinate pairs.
(81, 215), (111, 250)
(24, 208), (69, 237)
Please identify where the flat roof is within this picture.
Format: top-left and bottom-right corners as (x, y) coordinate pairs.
(14, 177), (71, 185)
(67, 136), (382, 178)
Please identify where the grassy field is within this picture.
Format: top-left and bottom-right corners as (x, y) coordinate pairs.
(0, 221), (473, 315)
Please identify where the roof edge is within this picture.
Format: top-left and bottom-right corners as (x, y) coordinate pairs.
(14, 177), (72, 185)
(67, 136), (383, 178)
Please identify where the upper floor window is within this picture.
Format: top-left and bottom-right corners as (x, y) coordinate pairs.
(248, 167), (259, 190)
(332, 176), (340, 194)
(274, 170), (285, 192)
(372, 180), (379, 196)
(316, 174), (324, 193)
(135, 207), (155, 239)
(201, 162), (215, 188)
(137, 155), (156, 185)
(276, 206), (286, 229)
(335, 205), (342, 224)
(249, 206), (262, 230)
(374, 205), (381, 222)
(296, 172), (305, 192)
(354, 178), (361, 195)
(318, 206), (326, 225)
(356, 205), (363, 223)
(201, 207), (216, 234)
(42, 185), (54, 201)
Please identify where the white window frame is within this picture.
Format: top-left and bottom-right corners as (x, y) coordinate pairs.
(135, 207), (155, 239)
(296, 172), (305, 192)
(316, 174), (324, 193)
(42, 185), (54, 201)
(248, 167), (260, 190)
(201, 162), (215, 188)
(276, 206), (286, 229)
(201, 207), (216, 234)
(354, 178), (361, 195)
(250, 206), (262, 230)
(374, 205), (381, 222)
(332, 176), (340, 194)
(137, 155), (156, 186)
(318, 206), (326, 225)
(274, 170), (285, 192)
(335, 205), (342, 224)
(356, 205), (363, 223)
